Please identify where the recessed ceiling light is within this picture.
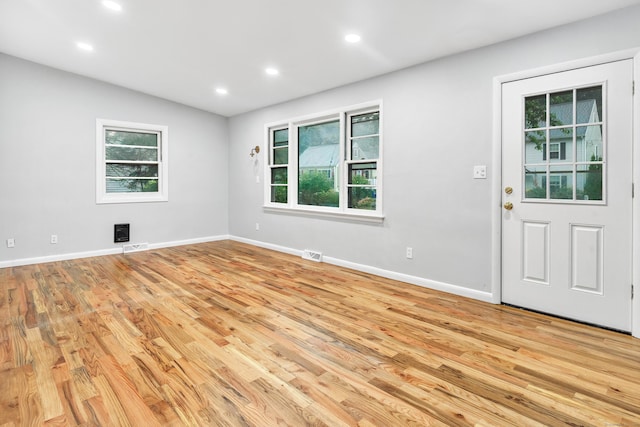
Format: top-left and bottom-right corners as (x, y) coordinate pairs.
(76, 42), (94, 52)
(265, 67), (279, 76)
(215, 88), (228, 95)
(102, 0), (122, 11)
(345, 34), (361, 43)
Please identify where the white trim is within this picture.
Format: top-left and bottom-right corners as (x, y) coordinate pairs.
(230, 236), (493, 303)
(495, 48), (640, 85)
(492, 47), (640, 337)
(633, 52), (640, 338)
(0, 248), (123, 268)
(263, 100), (384, 130)
(491, 75), (503, 304)
(263, 206), (384, 224)
(96, 118), (169, 204)
(230, 236), (303, 257)
(147, 235), (230, 250)
(0, 235), (229, 268)
(323, 256), (494, 303)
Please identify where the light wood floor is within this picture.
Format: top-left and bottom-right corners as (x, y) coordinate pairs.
(1, 241), (640, 426)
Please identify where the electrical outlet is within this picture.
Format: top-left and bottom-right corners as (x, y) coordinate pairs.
(7, 238), (15, 248)
(51, 234), (58, 244)
(256, 175), (260, 183)
(255, 223), (260, 231)
(473, 165), (487, 179)
(406, 247), (413, 259)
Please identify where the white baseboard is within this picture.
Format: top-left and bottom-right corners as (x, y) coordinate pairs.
(323, 256), (494, 303)
(148, 235), (230, 251)
(0, 235), (230, 268)
(0, 248), (123, 268)
(1, 234), (494, 305)
(230, 236), (495, 304)
(230, 236), (303, 257)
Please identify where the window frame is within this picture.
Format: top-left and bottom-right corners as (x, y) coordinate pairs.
(268, 125), (290, 204)
(96, 118), (169, 204)
(346, 110), (380, 211)
(264, 101), (383, 221)
(522, 84), (606, 204)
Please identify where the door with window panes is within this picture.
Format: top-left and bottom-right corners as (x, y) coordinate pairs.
(501, 60), (633, 331)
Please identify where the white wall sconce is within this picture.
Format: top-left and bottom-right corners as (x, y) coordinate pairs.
(250, 145), (260, 157)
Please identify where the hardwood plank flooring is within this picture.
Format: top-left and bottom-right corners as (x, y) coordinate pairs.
(1, 240), (640, 426)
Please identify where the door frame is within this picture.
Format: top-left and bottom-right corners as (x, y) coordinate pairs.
(491, 48), (640, 338)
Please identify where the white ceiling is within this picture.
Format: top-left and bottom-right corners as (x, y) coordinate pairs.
(1, 0), (640, 117)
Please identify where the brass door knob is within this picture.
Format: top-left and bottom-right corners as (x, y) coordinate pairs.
(503, 202), (513, 211)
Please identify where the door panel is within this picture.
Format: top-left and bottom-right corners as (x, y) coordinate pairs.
(570, 224), (603, 293)
(522, 221), (549, 284)
(502, 60), (633, 332)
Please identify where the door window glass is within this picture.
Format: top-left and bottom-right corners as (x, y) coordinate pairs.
(523, 85), (604, 202)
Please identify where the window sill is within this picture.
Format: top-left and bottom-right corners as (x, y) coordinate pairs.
(97, 194), (168, 204)
(263, 205), (385, 224)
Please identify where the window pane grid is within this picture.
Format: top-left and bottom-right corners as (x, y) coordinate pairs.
(270, 127), (289, 203)
(98, 120), (167, 201)
(349, 112), (379, 163)
(523, 85), (603, 202)
(347, 111), (379, 210)
(105, 127), (160, 164)
(266, 104), (381, 214)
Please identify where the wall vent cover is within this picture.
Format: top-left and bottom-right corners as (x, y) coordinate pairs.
(302, 249), (323, 262)
(123, 243), (149, 254)
(114, 223), (130, 243)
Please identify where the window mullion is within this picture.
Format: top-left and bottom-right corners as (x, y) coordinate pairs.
(290, 125), (298, 207)
(339, 113), (347, 210)
(105, 144), (159, 149)
(106, 160), (158, 164)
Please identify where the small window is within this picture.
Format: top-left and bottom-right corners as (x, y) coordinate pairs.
(542, 142), (566, 161)
(96, 119), (168, 204)
(523, 85), (604, 202)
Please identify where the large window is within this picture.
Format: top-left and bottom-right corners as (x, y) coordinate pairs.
(265, 102), (382, 218)
(96, 119), (168, 204)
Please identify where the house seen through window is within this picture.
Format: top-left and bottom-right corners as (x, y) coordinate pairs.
(266, 102), (381, 217)
(523, 86), (603, 202)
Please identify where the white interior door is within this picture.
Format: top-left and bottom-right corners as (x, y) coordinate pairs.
(502, 60), (633, 332)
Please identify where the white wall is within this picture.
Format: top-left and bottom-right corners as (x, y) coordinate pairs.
(0, 54), (229, 265)
(227, 5), (640, 298)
